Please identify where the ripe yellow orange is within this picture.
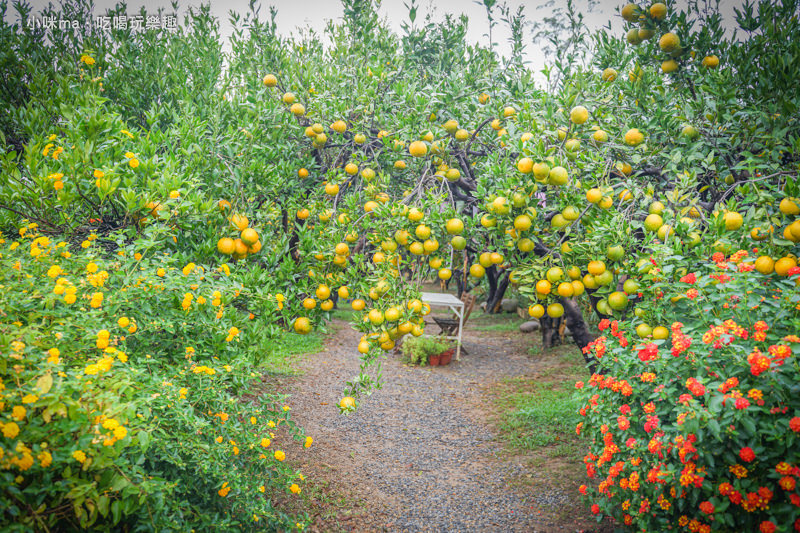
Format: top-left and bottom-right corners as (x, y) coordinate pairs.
(621, 3), (638, 22)
(514, 214), (532, 231)
(659, 32), (680, 53)
(536, 279), (552, 295)
(263, 73), (277, 87)
(293, 317), (312, 334)
(423, 239), (439, 254)
(409, 242), (424, 255)
(315, 285), (331, 300)
(624, 128), (644, 146)
(290, 103), (305, 116)
(652, 326), (669, 340)
(547, 303), (564, 318)
(364, 201), (379, 213)
(723, 211), (743, 231)
(586, 188), (602, 204)
(446, 218), (464, 235)
(503, 106), (516, 118)
(546, 267), (564, 283)
(408, 140), (427, 157)
(298, 168), (309, 178)
(408, 208), (424, 222)
(282, 92), (296, 104)
(354, 133), (366, 144)
(218, 199), (232, 212)
(361, 168), (375, 180)
(528, 304), (545, 318)
(754, 256), (775, 274)
(661, 59), (678, 74)
(455, 129), (470, 141)
(479, 92), (490, 104)
(571, 280), (585, 296)
(533, 162), (550, 181)
(325, 183), (339, 196)
(248, 240), (262, 253)
(438, 268), (452, 280)
(599, 196), (613, 210)
(394, 160), (407, 170)
(233, 238), (249, 257)
(339, 396), (356, 409)
(570, 105), (589, 124)
(335, 243), (350, 256)
(297, 208), (310, 220)
(230, 213), (249, 231)
(608, 291), (629, 310)
(779, 198), (800, 215)
(701, 55), (719, 68)
(217, 237), (235, 255)
(636, 324), (652, 338)
(557, 282), (574, 298)
(587, 260), (606, 276)
(490, 252), (503, 264)
(241, 228), (259, 245)
(650, 2), (667, 19)
(601, 68), (617, 81)
(415, 224), (431, 240)
(644, 214), (663, 232)
(517, 157), (534, 174)
(548, 166), (569, 186)
(345, 162), (358, 175)
(592, 130), (608, 143)
(368, 309), (384, 325)
(351, 298), (366, 311)
(470, 264), (486, 278)
(775, 257), (797, 276)
(331, 120), (347, 133)
(302, 298), (316, 310)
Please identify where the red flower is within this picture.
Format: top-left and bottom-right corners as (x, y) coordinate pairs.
(591, 503), (600, 515)
(788, 266), (800, 276)
(578, 484), (587, 495)
(790, 417), (800, 433)
(734, 397), (750, 410)
(575, 381), (584, 389)
(699, 501), (715, 514)
(739, 447), (756, 462)
(598, 319), (611, 331)
(759, 521), (776, 533)
(711, 252), (725, 262)
(679, 272), (697, 284)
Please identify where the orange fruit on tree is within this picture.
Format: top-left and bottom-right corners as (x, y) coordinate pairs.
(723, 211), (744, 231)
(587, 260), (606, 276)
(652, 326), (669, 340)
(571, 280), (585, 296)
(650, 2), (667, 19)
(438, 268), (452, 280)
(624, 128), (644, 146)
(754, 256), (775, 274)
(339, 396), (356, 410)
(586, 188), (602, 204)
(290, 103), (305, 116)
(241, 228), (259, 245)
(351, 298), (366, 311)
(446, 218), (464, 235)
(248, 240), (262, 253)
(528, 304), (545, 318)
(557, 282), (574, 297)
(302, 298), (316, 310)
(779, 198), (800, 215)
(282, 92), (296, 104)
(325, 183), (339, 196)
(217, 237), (235, 255)
(298, 168), (309, 178)
(547, 303), (564, 318)
(774, 257), (797, 276)
(218, 199), (232, 212)
(293, 317), (312, 334)
(659, 32), (680, 53)
(345, 162), (358, 175)
(517, 157), (534, 174)
(608, 291), (629, 310)
(470, 264), (486, 278)
(315, 285), (331, 300)
(621, 3), (638, 22)
(409, 140), (428, 157)
(570, 105), (589, 124)
(233, 238), (249, 256)
(536, 279), (552, 295)
(701, 55), (719, 68)
(297, 208), (310, 220)
(262, 73), (277, 87)
(320, 299), (334, 311)
(230, 213), (249, 231)
(601, 68), (618, 81)
(335, 242), (350, 256)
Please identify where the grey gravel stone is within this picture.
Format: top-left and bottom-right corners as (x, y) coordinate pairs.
(500, 298), (518, 313)
(519, 320), (540, 333)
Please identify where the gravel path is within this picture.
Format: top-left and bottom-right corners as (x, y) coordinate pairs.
(281, 320), (586, 532)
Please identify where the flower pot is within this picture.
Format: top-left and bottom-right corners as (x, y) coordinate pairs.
(439, 348), (454, 366)
(428, 353), (441, 366)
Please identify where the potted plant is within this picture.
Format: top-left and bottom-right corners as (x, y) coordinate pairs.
(400, 336), (452, 367)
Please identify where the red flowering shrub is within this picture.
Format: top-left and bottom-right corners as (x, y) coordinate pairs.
(576, 256), (800, 531)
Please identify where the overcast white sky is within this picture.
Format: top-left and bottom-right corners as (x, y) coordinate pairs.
(17, 0), (748, 75)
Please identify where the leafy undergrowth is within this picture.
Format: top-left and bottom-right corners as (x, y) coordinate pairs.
(495, 345), (588, 463)
(258, 328), (329, 375)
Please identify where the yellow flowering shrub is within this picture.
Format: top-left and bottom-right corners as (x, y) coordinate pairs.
(0, 230), (311, 530)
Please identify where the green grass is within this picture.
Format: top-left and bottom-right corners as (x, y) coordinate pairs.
(495, 347), (588, 460)
(468, 309), (526, 332)
(256, 328), (328, 374)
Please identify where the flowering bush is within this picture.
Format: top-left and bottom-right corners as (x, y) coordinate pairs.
(0, 226), (311, 531)
(576, 253), (800, 532)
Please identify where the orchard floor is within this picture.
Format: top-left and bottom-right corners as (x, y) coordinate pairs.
(269, 314), (613, 533)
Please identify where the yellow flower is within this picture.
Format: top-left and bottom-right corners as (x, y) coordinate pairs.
(157, 268), (166, 277)
(169, 190), (179, 199)
(102, 418), (119, 430)
(38, 451), (52, 467)
(179, 387), (188, 399)
(283, 405), (291, 412)
(12, 406), (26, 420)
(21, 394), (38, 404)
(218, 482), (231, 497)
(47, 348), (60, 364)
(260, 438), (271, 448)
(124, 151), (134, 159)
(304, 436), (313, 448)
(46, 265), (62, 278)
(2, 422), (20, 438)
(290, 483), (301, 494)
(118, 317), (130, 328)
(129, 158), (139, 168)
(86, 262), (98, 273)
(274, 450), (285, 462)
(113, 426), (127, 439)
(258, 485), (265, 493)
(81, 240), (91, 248)
(250, 417), (257, 425)
(93, 169), (104, 179)
(267, 420), (276, 428)
(215, 436), (223, 443)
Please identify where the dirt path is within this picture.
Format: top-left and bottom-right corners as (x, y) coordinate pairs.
(277, 319), (601, 532)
